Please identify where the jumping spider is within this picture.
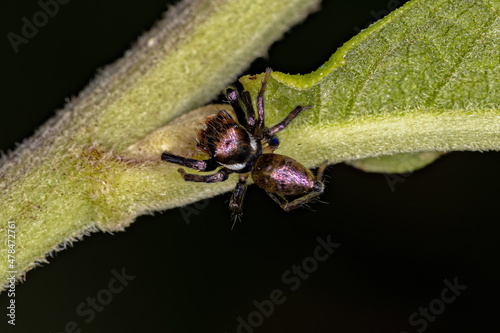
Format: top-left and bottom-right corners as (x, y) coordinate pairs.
(161, 69), (327, 223)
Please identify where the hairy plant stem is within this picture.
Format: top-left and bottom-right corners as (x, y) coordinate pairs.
(0, 0), (320, 290)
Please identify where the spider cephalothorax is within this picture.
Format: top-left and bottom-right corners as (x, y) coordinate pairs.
(196, 110), (261, 173)
(161, 68), (327, 223)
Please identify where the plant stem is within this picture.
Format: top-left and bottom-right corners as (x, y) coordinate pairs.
(0, 0), (320, 290)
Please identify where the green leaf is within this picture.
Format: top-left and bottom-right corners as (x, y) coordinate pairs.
(2, 0), (500, 290)
(239, 0), (500, 171)
(345, 152), (444, 173)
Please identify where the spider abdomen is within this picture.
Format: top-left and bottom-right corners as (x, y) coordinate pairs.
(251, 154), (316, 196)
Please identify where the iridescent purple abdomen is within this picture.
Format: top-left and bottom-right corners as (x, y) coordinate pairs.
(251, 154), (315, 196)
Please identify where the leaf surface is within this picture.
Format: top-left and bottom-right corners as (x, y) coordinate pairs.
(240, 0), (500, 171)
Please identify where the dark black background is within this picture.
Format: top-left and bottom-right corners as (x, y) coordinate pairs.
(1, 0), (499, 332)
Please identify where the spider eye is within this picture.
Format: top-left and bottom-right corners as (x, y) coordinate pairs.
(269, 137), (279, 146)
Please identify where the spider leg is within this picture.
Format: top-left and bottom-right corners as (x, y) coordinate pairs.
(177, 168), (231, 183)
(225, 87), (248, 128)
(161, 152), (218, 172)
(254, 68), (272, 139)
(266, 190), (323, 212)
(265, 105), (312, 138)
(229, 173), (249, 227)
(241, 91), (255, 131)
(266, 191), (288, 208)
(316, 160), (328, 182)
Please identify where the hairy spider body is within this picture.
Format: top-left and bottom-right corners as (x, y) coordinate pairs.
(161, 68), (327, 222)
(251, 153), (327, 212)
(252, 154), (320, 196)
(197, 110), (261, 173)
